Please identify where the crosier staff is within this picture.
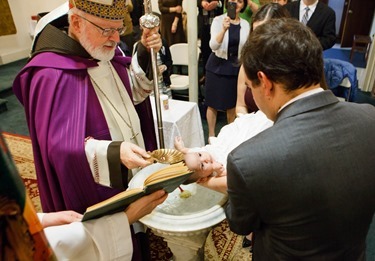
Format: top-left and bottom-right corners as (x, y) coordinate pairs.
(140, 0), (165, 148)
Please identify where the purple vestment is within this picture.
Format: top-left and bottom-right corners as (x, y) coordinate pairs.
(13, 50), (157, 214)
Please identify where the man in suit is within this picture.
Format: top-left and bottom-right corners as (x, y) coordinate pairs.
(285, 0), (336, 50)
(225, 18), (375, 259)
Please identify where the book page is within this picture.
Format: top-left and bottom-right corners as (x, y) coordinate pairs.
(144, 162), (192, 186)
(86, 188), (144, 212)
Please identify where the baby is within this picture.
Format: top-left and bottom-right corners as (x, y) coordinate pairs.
(175, 137), (226, 183)
(176, 110), (273, 189)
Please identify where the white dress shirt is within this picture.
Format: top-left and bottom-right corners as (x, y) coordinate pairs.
(299, 0), (318, 23)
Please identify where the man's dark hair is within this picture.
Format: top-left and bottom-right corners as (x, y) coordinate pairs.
(251, 3), (291, 32)
(241, 18), (323, 92)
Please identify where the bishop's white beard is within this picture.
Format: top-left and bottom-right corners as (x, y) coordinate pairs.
(80, 32), (116, 62)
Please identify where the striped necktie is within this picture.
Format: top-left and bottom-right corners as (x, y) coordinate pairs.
(302, 6), (310, 25)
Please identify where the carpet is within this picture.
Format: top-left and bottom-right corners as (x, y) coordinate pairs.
(3, 132), (42, 213)
(323, 48), (367, 68)
(205, 219), (252, 260)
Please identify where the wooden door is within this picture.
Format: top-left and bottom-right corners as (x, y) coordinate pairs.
(340, 0), (375, 47)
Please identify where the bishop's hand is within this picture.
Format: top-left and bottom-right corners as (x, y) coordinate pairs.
(140, 27), (162, 52)
(120, 141), (153, 169)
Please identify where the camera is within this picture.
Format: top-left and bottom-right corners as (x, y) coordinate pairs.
(227, 1), (237, 20)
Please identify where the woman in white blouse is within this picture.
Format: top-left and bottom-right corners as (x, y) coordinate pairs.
(204, 0), (250, 139)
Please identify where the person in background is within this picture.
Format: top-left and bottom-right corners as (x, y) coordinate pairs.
(158, 0), (186, 46)
(205, 0), (250, 139)
(236, 3), (291, 116)
(130, 0), (145, 43)
(158, 38), (173, 97)
(226, 18), (375, 259)
(224, 0), (260, 25)
(285, 0), (336, 50)
(154, 12), (173, 96)
(120, 0), (135, 56)
(272, 0), (290, 5)
(12, 1), (163, 259)
(197, 0), (224, 85)
(239, 0), (260, 24)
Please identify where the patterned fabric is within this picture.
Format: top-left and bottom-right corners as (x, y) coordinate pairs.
(148, 230), (173, 260)
(301, 6), (310, 25)
(69, 0), (126, 20)
(205, 219), (252, 261)
(2, 132), (42, 213)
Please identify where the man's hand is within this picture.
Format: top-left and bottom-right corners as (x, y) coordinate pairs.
(41, 211), (83, 228)
(120, 141), (153, 169)
(125, 190), (167, 224)
(140, 27), (162, 52)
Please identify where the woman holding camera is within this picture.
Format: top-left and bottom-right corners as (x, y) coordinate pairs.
(204, 0), (250, 139)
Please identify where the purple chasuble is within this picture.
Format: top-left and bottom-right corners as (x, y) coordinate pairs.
(13, 50), (157, 214)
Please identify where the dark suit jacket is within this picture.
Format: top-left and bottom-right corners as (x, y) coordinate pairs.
(285, 0), (336, 50)
(159, 38), (173, 86)
(226, 91), (375, 260)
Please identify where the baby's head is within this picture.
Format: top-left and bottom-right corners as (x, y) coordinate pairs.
(183, 151), (218, 183)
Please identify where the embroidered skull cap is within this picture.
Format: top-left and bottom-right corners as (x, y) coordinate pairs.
(69, 0), (125, 20)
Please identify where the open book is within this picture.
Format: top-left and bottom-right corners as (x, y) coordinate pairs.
(82, 162), (193, 221)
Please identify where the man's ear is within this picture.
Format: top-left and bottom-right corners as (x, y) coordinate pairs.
(257, 71), (273, 97)
(70, 14), (82, 34)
